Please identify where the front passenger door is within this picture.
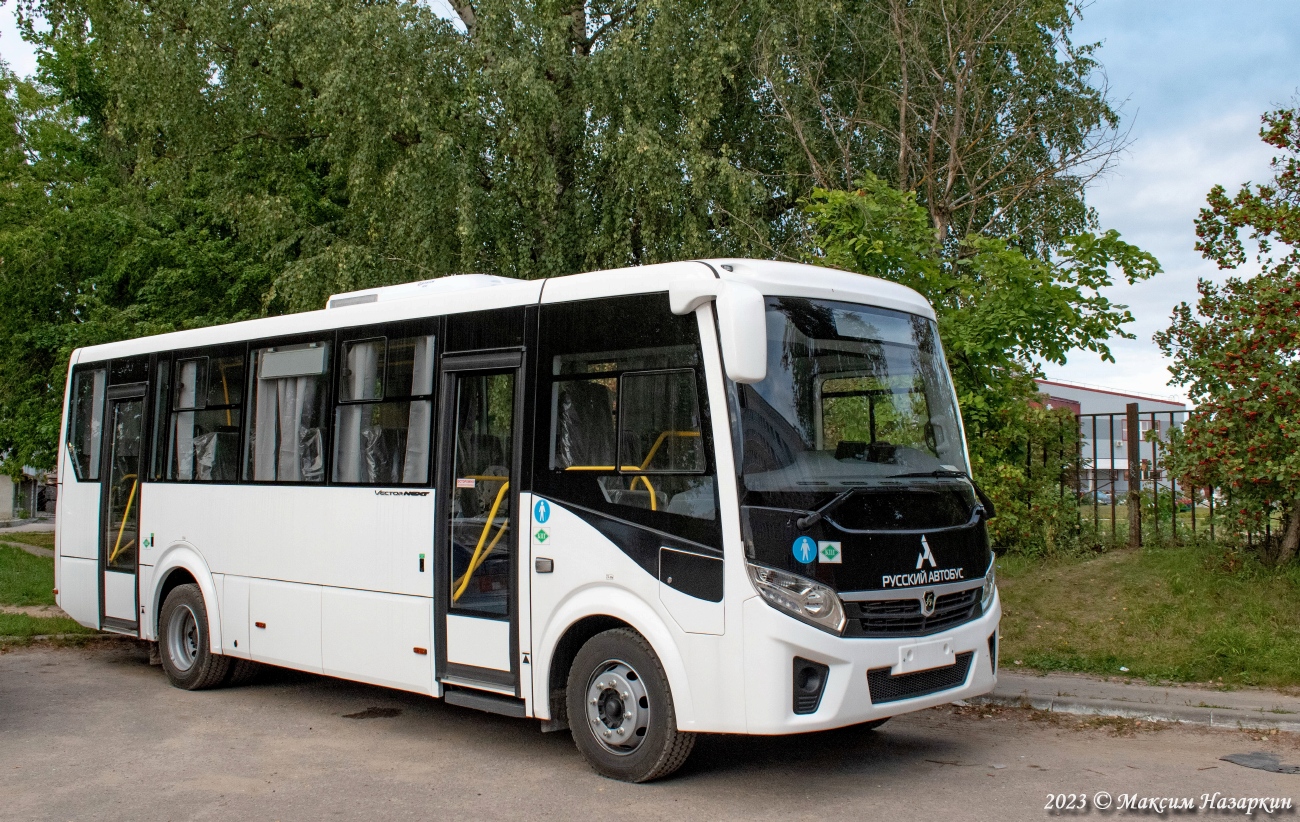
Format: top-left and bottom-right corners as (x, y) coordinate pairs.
(436, 352), (522, 691)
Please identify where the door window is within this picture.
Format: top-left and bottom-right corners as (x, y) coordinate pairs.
(103, 398), (143, 573)
(448, 371), (515, 617)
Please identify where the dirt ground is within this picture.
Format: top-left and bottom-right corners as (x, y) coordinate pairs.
(3, 640), (1298, 821)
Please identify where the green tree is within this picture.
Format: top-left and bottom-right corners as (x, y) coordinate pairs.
(806, 174), (1159, 549)
(755, 0), (1122, 254)
(1158, 108), (1300, 564)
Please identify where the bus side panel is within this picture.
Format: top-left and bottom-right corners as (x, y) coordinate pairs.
(57, 465), (100, 561)
(322, 587), (433, 694)
(143, 484), (433, 595)
(58, 557), (99, 629)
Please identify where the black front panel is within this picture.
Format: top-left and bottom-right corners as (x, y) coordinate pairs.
(743, 503), (990, 595)
(867, 652), (974, 704)
(659, 547), (723, 602)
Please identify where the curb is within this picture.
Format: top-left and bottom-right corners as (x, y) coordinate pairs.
(969, 692), (1300, 733)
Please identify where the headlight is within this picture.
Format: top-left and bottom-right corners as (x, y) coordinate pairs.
(747, 563), (846, 634)
(981, 559), (996, 612)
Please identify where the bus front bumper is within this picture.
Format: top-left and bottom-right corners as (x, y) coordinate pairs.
(740, 590), (1001, 735)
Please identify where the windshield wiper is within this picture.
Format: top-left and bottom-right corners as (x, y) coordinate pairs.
(887, 469), (998, 520)
(796, 487), (862, 530)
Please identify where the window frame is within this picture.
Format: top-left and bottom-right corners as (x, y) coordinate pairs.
(532, 293), (721, 546)
(65, 363), (109, 483)
(615, 367), (708, 477)
(162, 343), (249, 485)
(330, 319), (440, 488)
(242, 334), (334, 486)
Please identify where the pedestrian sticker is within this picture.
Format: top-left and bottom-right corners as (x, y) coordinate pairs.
(792, 536), (817, 564)
(818, 541), (842, 564)
(534, 499), (551, 523)
(535, 529), (549, 543)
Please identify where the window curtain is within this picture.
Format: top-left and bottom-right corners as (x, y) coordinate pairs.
(335, 341), (383, 483)
(401, 336), (434, 483)
(252, 364), (326, 483)
(174, 360), (199, 481)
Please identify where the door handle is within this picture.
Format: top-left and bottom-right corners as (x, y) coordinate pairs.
(535, 557), (554, 574)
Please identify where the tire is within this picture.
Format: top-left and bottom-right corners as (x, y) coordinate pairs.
(862, 718), (890, 731)
(566, 628), (695, 783)
(158, 583), (232, 690)
(224, 658), (263, 687)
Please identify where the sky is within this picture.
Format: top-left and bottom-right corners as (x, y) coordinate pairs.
(3, 2), (1298, 405)
(1044, 0), (1300, 402)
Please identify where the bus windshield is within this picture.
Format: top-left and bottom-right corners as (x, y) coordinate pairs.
(735, 296), (967, 499)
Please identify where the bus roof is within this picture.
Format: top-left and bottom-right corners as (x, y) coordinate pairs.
(73, 259), (934, 363)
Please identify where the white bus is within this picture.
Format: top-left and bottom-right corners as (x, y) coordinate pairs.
(55, 259), (999, 781)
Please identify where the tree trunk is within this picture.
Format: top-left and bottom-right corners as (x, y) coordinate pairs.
(1276, 504), (1300, 566)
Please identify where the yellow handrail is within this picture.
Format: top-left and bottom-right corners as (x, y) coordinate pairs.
(107, 475), (139, 564)
(557, 430), (699, 510)
(639, 430), (701, 470)
(452, 480), (510, 602)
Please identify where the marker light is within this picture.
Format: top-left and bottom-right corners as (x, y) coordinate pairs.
(747, 564), (846, 634)
(981, 560), (997, 613)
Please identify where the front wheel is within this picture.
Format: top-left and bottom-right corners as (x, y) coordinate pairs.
(159, 583), (232, 690)
(566, 628), (695, 782)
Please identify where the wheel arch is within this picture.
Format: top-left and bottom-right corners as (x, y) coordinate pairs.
(534, 587), (696, 729)
(147, 543), (221, 652)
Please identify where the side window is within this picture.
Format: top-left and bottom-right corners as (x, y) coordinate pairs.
(536, 294), (718, 533)
(246, 341), (330, 483)
(333, 332), (436, 485)
(67, 366), (107, 481)
(168, 351), (245, 481)
(148, 358), (171, 481)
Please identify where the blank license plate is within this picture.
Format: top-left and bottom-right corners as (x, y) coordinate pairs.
(894, 639), (957, 675)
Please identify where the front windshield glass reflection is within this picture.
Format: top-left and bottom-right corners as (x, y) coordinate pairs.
(736, 297), (967, 495)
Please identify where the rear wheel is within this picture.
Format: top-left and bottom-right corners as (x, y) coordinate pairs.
(159, 583), (231, 690)
(566, 628), (695, 782)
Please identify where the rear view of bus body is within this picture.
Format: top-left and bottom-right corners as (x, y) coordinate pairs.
(54, 259), (1000, 782)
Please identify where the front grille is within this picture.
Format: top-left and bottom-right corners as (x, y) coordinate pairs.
(843, 587), (981, 637)
(867, 651), (974, 704)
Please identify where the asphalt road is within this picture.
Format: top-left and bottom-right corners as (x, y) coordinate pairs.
(3, 641), (1298, 821)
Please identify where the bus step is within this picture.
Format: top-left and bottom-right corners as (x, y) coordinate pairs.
(444, 686), (527, 718)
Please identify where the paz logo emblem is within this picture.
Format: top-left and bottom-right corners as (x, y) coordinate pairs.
(915, 535), (937, 570)
(920, 590), (937, 617)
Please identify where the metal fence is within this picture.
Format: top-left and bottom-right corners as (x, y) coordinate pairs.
(1064, 403), (1280, 549)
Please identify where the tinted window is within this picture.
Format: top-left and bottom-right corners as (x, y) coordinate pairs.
(168, 346), (245, 482)
(245, 341), (330, 483)
(333, 331), (436, 485)
(534, 294), (719, 542)
(66, 366), (107, 481)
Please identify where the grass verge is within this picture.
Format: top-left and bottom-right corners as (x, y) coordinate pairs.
(0, 531), (55, 551)
(0, 612), (92, 638)
(998, 542), (1300, 688)
(0, 544), (58, 606)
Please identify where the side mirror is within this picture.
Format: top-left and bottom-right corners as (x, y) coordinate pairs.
(669, 279), (768, 383)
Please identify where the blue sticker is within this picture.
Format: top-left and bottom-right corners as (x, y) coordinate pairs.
(534, 499), (551, 524)
(792, 536), (817, 564)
